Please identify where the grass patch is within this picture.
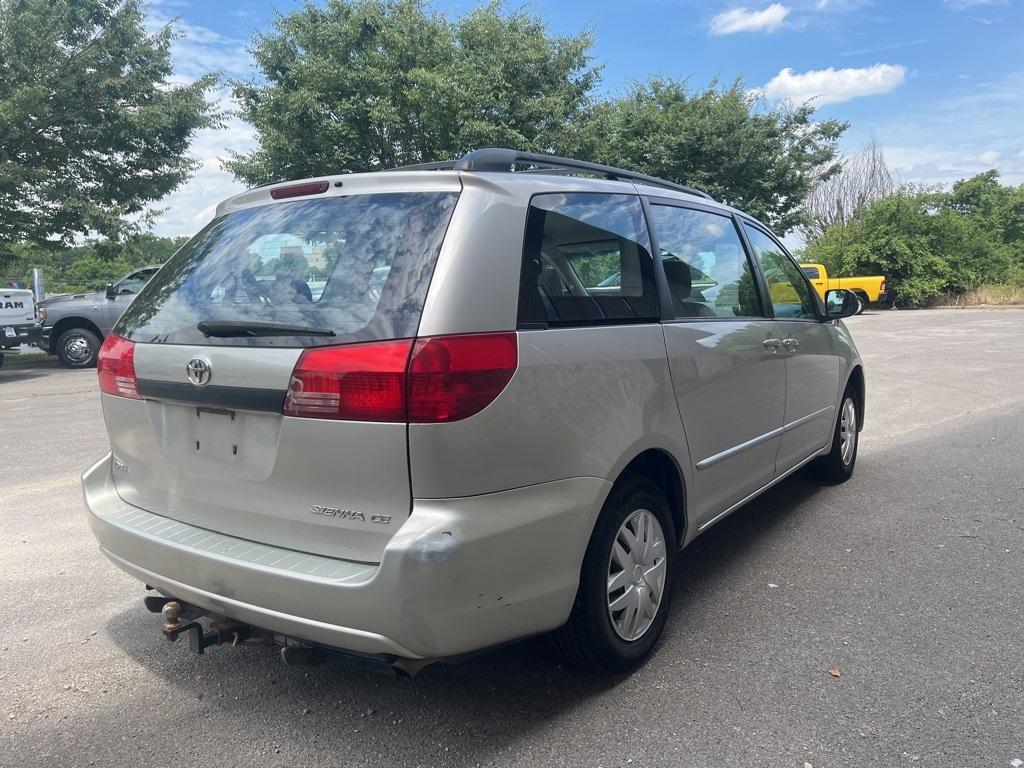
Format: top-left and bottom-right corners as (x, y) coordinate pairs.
(938, 285), (1024, 307)
(0, 350), (56, 368)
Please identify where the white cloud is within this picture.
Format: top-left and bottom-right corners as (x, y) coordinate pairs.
(142, 10), (258, 238)
(759, 63), (907, 106)
(840, 38), (927, 57)
(883, 145), (1022, 186)
(148, 94), (256, 237)
(848, 73), (1024, 189)
(709, 4), (789, 35)
(943, 0), (1008, 9)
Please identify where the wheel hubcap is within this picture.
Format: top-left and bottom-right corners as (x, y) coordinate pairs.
(607, 508), (667, 642)
(839, 397), (857, 466)
(65, 336), (91, 362)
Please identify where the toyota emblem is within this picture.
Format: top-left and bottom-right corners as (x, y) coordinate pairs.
(185, 358), (212, 387)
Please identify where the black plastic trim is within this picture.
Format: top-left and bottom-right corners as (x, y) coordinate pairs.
(516, 317), (660, 331)
(136, 379), (285, 413)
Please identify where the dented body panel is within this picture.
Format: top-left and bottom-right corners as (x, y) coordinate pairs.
(84, 454), (609, 658)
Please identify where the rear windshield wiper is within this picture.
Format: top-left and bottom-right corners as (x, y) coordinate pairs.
(197, 320), (336, 337)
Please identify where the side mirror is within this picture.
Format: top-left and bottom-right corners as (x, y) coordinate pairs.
(105, 282), (117, 300)
(825, 288), (860, 319)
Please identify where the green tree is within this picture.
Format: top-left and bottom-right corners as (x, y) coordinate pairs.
(1, 235), (187, 293)
(565, 78), (846, 233)
(0, 0), (219, 267)
(226, 0), (599, 184)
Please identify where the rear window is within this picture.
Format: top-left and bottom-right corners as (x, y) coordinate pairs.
(117, 192), (459, 347)
(517, 193), (658, 326)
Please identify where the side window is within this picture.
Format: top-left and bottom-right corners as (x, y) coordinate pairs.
(117, 269), (157, 295)
(649, 204), (763, 319)
(518, 193), (659, 325)
(743, 224), (818, 320)
(801, 266), (820, 280)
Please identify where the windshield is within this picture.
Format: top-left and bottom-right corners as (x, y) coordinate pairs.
(116, 192), (460, 347)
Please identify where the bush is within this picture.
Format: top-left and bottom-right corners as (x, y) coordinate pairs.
(802, 172), (1024, 307)
(2, 235), (187, 294)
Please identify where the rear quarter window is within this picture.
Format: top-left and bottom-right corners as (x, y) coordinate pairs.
(517, 193), (659, 326)
(117, 192), (459, 347)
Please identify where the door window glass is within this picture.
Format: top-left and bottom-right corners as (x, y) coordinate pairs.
(801, 266), (820, 280)
(517, 193), (659, 325)
(117, 269), (158, 295)
(744, 224), (818, 319)
(649, 205), (762, 319)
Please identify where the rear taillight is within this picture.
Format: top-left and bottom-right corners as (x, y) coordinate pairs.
(97, 334), (140, 399)
(284, 339), (414, 421)
(408, 333), (518, 423)
(283, 332), (518, 423)
(880, 280), (887, 293)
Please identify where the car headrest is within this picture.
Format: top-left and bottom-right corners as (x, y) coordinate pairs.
(662, 260), (692, 299)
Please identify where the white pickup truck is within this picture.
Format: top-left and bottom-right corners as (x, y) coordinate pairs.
(0, 287), (41, 367)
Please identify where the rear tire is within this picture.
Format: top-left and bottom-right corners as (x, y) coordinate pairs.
(812, 389), (859, 484)
(552, 473), (676, 674)
(56, 328), (100, 368)
(854, 291), (869, 314)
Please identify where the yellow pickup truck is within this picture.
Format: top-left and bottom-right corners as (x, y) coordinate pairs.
(799, 263), (888, 311)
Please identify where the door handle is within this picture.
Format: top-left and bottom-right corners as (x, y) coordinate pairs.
(782, 338), (800, 352)
(762, 338), (782, 353)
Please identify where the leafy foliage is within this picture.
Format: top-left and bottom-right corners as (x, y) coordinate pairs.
(2, 235), (187, 294)
(0, 0), (219, 265)
(801, 171), (1024, 307)
(228, 2), (844, 235)
(563, 78), (847, 232)
(227, 0), (599, 183)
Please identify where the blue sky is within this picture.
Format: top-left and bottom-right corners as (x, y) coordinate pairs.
(149, 0), (1024, 237)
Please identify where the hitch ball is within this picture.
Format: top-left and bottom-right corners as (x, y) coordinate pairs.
(162, 601), (183, 632)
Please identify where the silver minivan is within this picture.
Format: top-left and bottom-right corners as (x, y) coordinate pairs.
(83, 149), (864, 675)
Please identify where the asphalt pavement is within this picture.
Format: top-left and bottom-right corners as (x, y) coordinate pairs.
(1, 308), (1022, 768)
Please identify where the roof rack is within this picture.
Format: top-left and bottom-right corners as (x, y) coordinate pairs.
(384, 148), (715, 201)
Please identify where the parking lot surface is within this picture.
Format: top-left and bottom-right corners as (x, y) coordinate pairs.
(2, 308), (1022, 768)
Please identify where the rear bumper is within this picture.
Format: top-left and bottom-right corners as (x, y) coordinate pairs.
(1, 323), (41, 349)
(83, 454), (609, 659)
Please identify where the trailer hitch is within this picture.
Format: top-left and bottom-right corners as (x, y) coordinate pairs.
(153, 600), (250, 655)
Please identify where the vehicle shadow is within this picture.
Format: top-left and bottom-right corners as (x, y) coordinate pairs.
(100, 467), (826, 764)
(0, 368), (51, 383)
(674, 468), (823, 588)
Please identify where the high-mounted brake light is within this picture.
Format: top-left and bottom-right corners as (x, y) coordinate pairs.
(97, 334), (140, 399)
(270, 181), (330, 200)
(283, 333), (518, 423)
